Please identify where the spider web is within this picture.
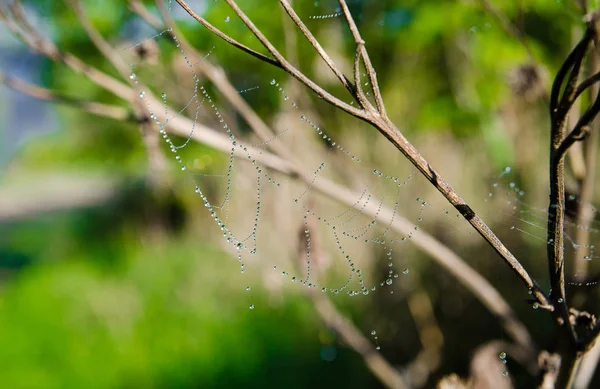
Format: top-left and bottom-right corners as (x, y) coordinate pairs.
(124, 1), (437, 308)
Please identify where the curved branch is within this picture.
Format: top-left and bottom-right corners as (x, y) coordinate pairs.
(174, 0), (367, 119)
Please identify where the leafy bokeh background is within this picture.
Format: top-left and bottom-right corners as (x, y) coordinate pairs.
(1, 0), (599, 388)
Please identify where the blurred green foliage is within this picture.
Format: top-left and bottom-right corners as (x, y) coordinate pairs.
(0, 238), (374, 388)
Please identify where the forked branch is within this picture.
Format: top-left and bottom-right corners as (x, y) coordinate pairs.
(174, 0), (551, 313)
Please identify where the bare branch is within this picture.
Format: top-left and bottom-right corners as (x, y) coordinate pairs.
(0, 7), (133, 102)
(0, 71), (131, 121)
(278, 0), (356, 98)
(174, 0), (367, 119)
(550, 30), (593, 120)
(337, 0), (386, 116)
(312, 295), (407, 389)
(66, 0), (167, 185)
(65, 0), (131, 77)
(353, 43), (373, 111)
(571, 59), (599, 282)
(171, 0), (281, 67)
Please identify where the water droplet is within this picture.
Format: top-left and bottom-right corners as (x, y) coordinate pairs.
(402, 268), (409, 275)
(249, 304), (255, 310)
(225, 16), (230, 22)
(129, 72), (136, 80)
(532, 302), (539, 310)
(370, 330), (377, 336)
(499, 352), (506, 359)
(246, 287), (251, 291)
(385, 279), (392, 285)
(502, 371), (509, 377)
(270, 79), (276, 85)
(139, 91), (145, 98)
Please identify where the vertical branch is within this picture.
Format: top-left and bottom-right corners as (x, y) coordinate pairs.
(337, 0), (386, 116)
(567, 26), (587, 183)
(547, 11), (600, 389)
(573, 33), (600, 284)
(278, 0), (356, 98)
(547, 30), (592, 343)
(571, 14), (600, 389)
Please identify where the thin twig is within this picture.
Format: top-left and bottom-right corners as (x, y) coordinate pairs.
(170, 0), (281, 67)
(404, 289), (444, 387)
(174, 0), (367, 119)
(337, 0), (386, 116)
(0, 71), (132, 121)
(312, 294), (407, 389)
(0, 5), (133, 101)
(353, 43), (372, 110)
(572, 53), (600, 282)
(151, 0), (297, 164)
(178, 0), (550, 309)
(574, 334), (600, 388)
(278, 0), (356, 97)
(546, 24), (599, 353)
(65, 0), (167, 184)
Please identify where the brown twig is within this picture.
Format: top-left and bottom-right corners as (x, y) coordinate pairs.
(312, 295), (407, 389)
(404, 289), (444, 387)
(65, 0), (167, 186)
(279, 0), (356, 97)
(545, 11), (600, 389)
(337, 0), (386, 116)
(0, 71), (132, 121)
(175, 0), (366, 119)
(572, 54), (600, 285)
